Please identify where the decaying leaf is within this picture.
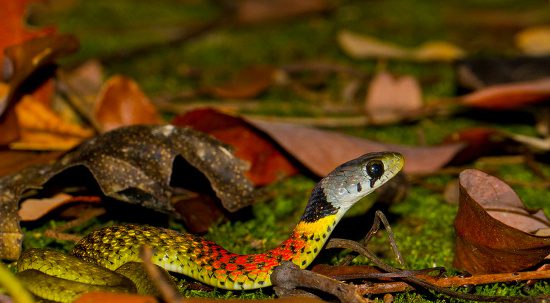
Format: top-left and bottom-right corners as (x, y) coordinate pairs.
(337, 30), (465, 62)
(173, 108), (298, 186)
(364, 72), (422, 125)
(0, 125), (254, 260)
(461, 78), (550, 109)
(0, 150), (63, 177)
(206, 66), (276, 99)
(95, 75), (162, 132)
(236, 0), (330, 24)
(454, 169), (550, 274)
(515, 26), (550, 56)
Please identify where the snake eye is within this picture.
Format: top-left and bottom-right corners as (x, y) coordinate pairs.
(365, 160), (384, 179)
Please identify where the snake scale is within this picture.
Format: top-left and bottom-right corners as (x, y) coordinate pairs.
(16, 152), (404, 302)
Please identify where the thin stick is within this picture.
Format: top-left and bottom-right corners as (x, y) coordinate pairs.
(139, 245), (181, 303)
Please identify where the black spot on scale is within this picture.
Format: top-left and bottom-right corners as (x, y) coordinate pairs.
(301, 260), (307, 266)
(314, 248), (318, 253)
(356, 183), (362, 192)
(258, 281), (264, 285)
(220, 281), (225, 286)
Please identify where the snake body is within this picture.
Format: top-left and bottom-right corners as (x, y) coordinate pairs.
(17, 152), (404, 301)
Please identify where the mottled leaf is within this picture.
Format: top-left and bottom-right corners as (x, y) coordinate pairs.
(454, 169), (550, 274)
(0, 125), (254, 260)
(173, 108), (298, 186)
(365, 72), (422, 125)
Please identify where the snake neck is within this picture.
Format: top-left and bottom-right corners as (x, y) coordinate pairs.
(273, 182), (346, 269)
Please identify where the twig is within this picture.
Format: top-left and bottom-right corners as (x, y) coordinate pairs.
(326, 238), (548, 303)
(139, 245), (181, 303)
(43, 207), (106, 242)
(271, 261), (374, 303)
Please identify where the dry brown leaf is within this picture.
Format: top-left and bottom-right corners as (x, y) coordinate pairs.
(516, 26), (550, 56)
(461, 77), (550, 109)
(18, 193), (100, 221)
(95, 75), (162, 132)
(365, 72), (422, 124)
(454, 169), (550, 274)
(0, 150), (62, 177)
(247, 118), (463, 175)
(338, 30), (464, 61)
(237, 0), (329, 24)
(206, 66), (276, 99)
(58, 60), (104, 120)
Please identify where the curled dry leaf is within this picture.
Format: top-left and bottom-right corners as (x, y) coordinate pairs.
(0, 125), (254, 260)
(95, 75), (162, 132)
(515, 26), (550, 56)
(337, 30), (464, 62)
(461, 78), (550, 110)
(206, 66), (276, 99)
(454, 169), (550, 274)
(365, 72), (422, 125)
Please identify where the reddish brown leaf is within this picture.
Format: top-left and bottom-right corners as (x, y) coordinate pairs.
(365, 72), (423, 125)
(206, 66), (275, 99)
(18, 193), (101, 221)
(94, 75), (163, 132)
(172, 108), (298, 186)
(236, 0), (330, 24)
(461, 78), (550, 109)
(454, 169), (550, 274)
(173, 194), (224, 234)
(247, 118), (464, 175)
(442, 127), (507, 164)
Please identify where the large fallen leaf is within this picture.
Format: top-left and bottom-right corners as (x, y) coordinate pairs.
(454, 169), (550, 274)
(461, 78), (550, 109)
(172, 108), (298, 186)
(516, 26), (550, 56)
(95, 75), (162, 132)
(364, 72), (422, 124)
(0, 150), (63, 177)
(338, 30), (465, 62)
(248, 118), (464, 175)
(236, 0), (330, 24)
(0, 125), (254, 260)
(206, 66), (276, 99)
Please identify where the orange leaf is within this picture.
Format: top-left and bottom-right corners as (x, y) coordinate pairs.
(0, 0), (55, 64)
(207, 65), (275, 99)
(95, 75), (162, 132)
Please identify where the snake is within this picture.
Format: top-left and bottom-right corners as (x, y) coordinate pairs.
(15, 151), (404, 302)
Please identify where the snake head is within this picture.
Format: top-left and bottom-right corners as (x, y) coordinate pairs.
(319, 151), (404, 212)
